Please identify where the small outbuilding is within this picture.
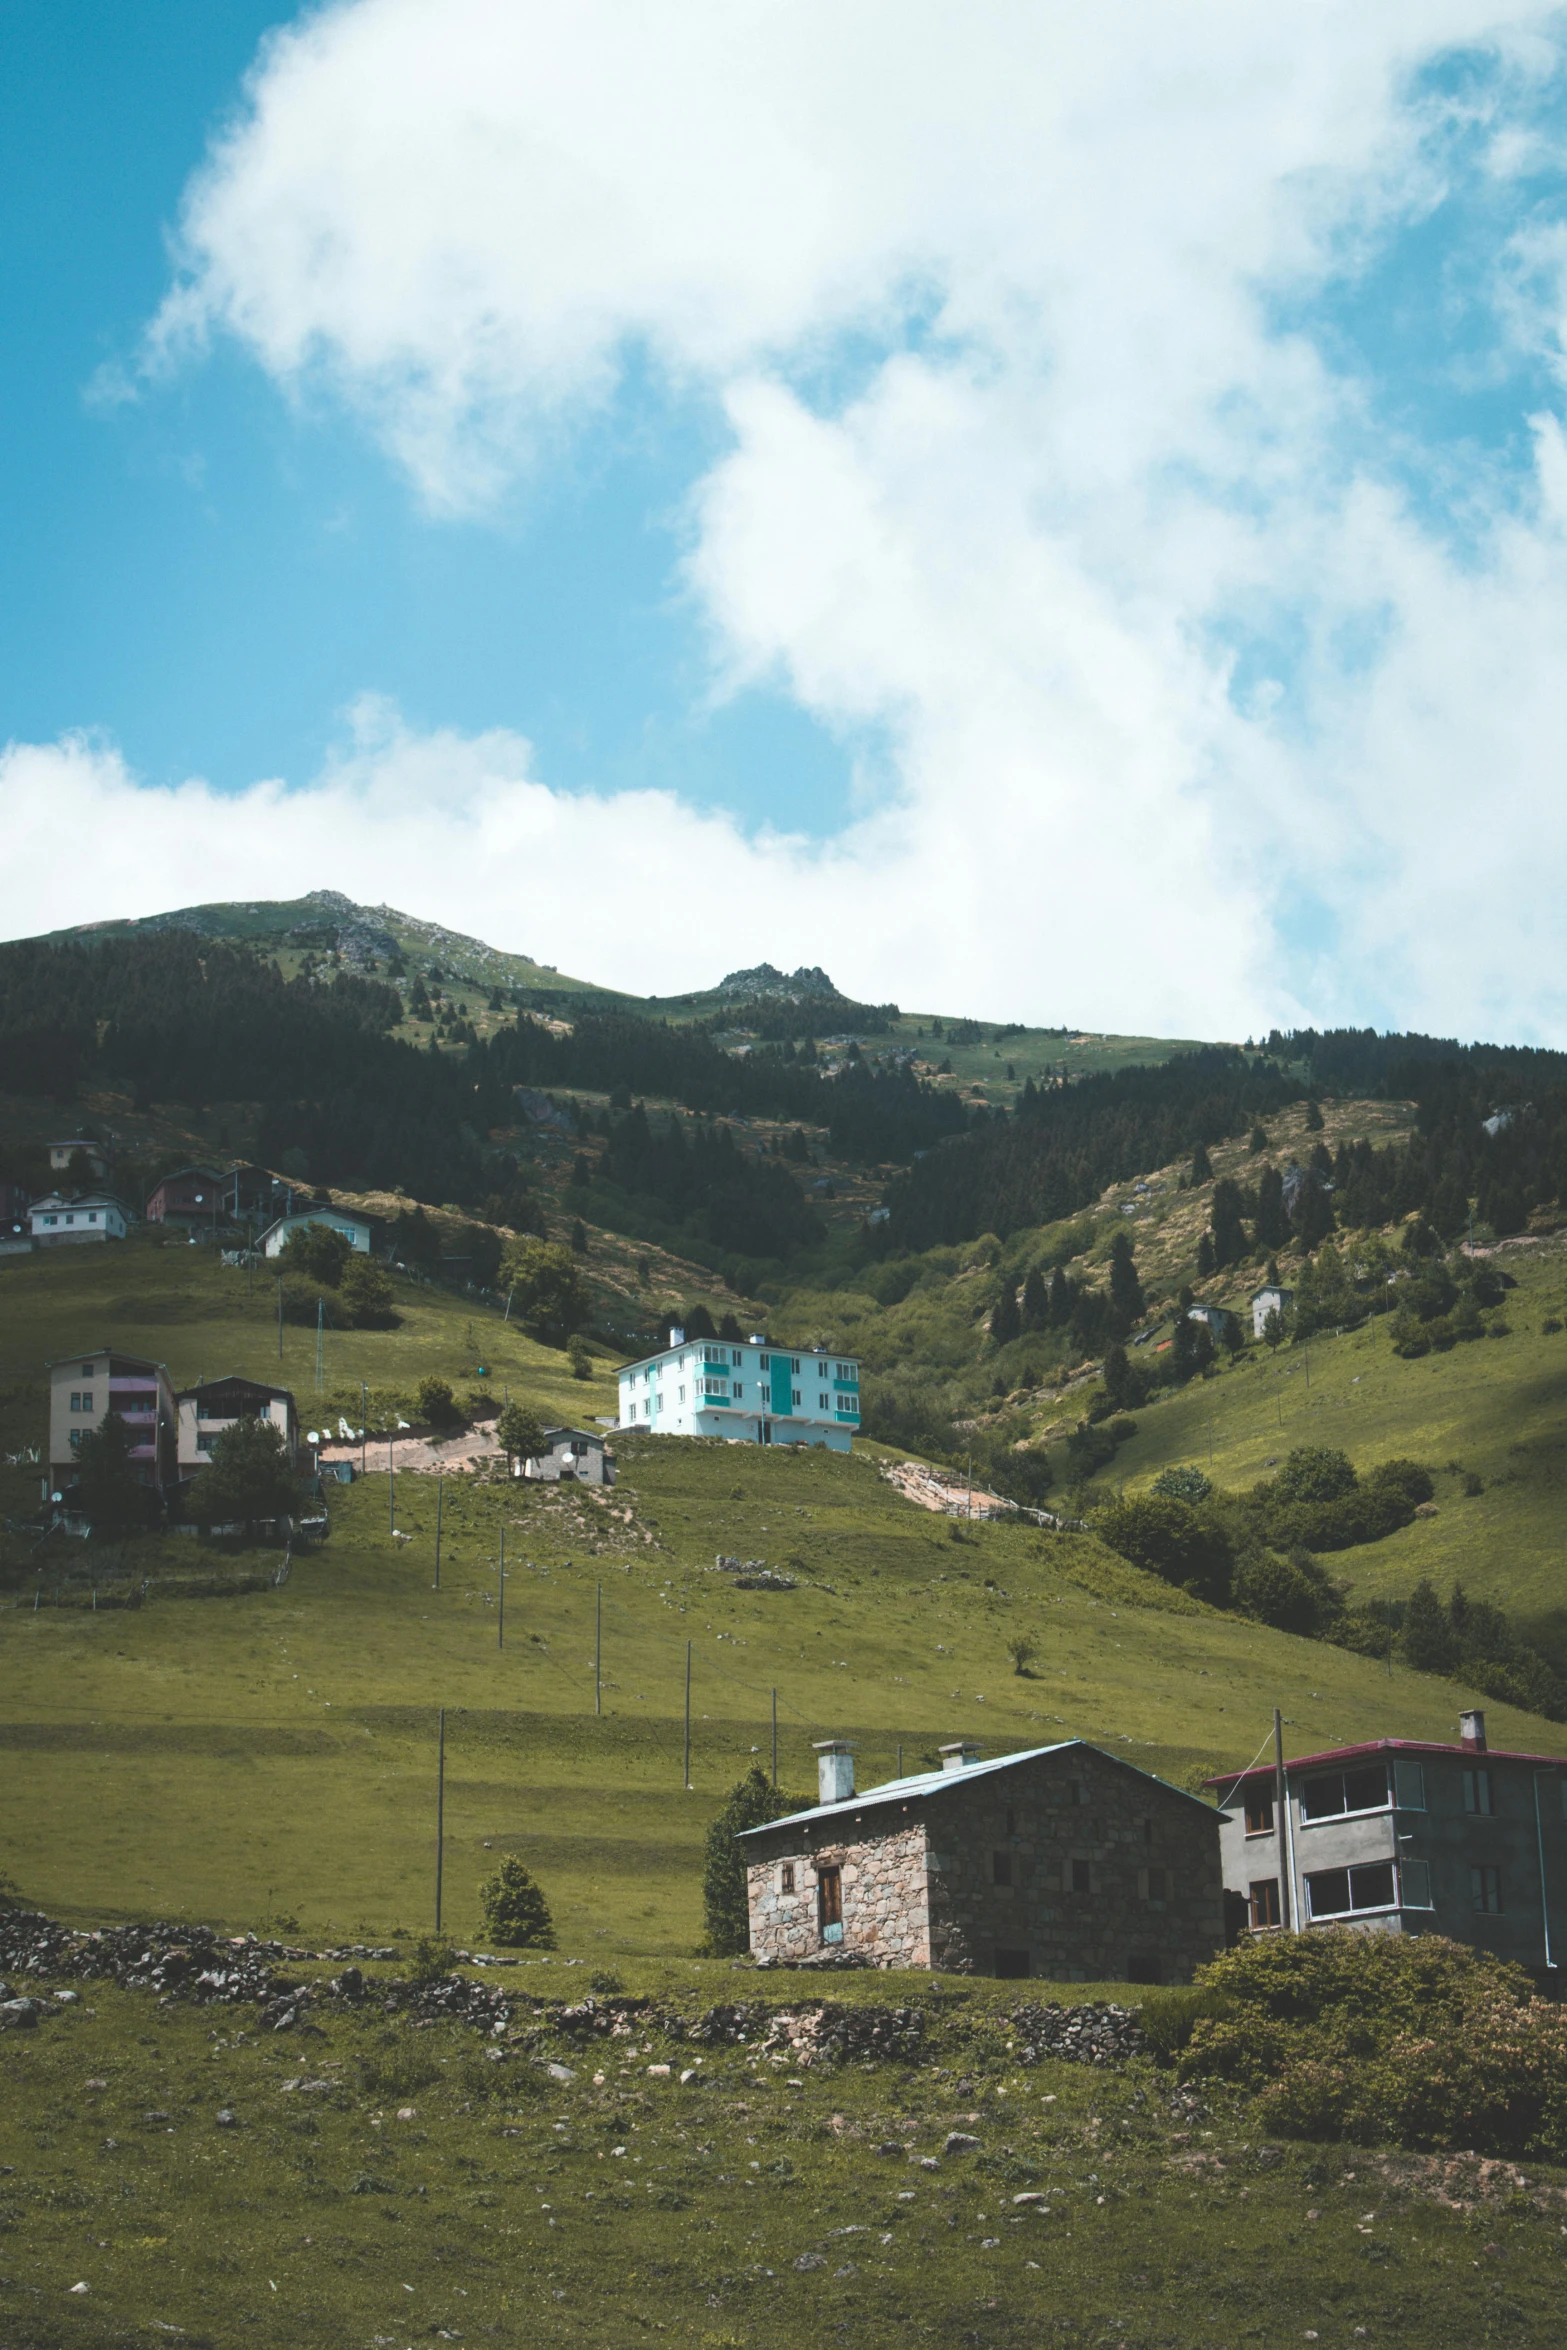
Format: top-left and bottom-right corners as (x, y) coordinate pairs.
(1250, 1283), (1294, 1338)
(742, 1737), (1224, 1981)
(517, 1426), (616, 1486)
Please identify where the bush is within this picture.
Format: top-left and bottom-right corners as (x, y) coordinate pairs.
(499, 1238), (591, 1342)
(1366, 1456), (1434, 1509)
(186, 1415), (299, 1533)
(1091, 1494), (1232, 1605)
(1232, 1547), (1343, 1636)
(279, 1273), (347, 1328)
(1270, 1448), (1357, 1507)
(477, 1856), (556, 1948)
(279, 1221), (352, 1286)
(339, 1256), (398, 1328)
(1180, 1930), (1567, 2160)
(1152, 1465), (1211, 1504)
(495, 1401), (546, 1468)
(567, 1333), (593, 1380)
(416, 1376), (462, 1428)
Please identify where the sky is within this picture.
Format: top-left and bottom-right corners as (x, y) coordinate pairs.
(3, 1), (1567, 1041)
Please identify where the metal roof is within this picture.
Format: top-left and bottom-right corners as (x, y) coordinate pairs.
(739, 1738), (1223, 1838)
(1205, 1736), (1567, 1791)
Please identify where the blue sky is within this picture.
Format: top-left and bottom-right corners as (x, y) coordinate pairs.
(4, 2), (1567, 1041)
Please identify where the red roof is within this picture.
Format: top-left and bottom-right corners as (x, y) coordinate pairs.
(1204, 1735), (1567, 1790)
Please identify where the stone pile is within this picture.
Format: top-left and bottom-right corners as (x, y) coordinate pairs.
(1005, 2001), (1145, 2065)
(759, 2004), (927, 2067)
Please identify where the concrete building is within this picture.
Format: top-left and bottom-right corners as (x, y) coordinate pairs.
(257, 1207), (373, 1259)
(48, 1138), (109, 1178)
(1206, 1711), (1567, 1974)
(742, 1737), (1224, 1981)
(1186, 1303), (1234, 1343)
(516, 1426), (616, 1486)
(1250, 1283), (1294, 1339)
(30, 1192), (131, 1246)
(145, 1167), (224, 1231)
(48, 1349), (176, 1496)
(617, 1329), (860, 1449)
(175, 1376), (299, 1480)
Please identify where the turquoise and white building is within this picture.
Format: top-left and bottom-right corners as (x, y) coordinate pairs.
(616, 1330), (861, 1450)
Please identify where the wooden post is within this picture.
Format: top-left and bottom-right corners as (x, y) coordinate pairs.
(684, 1640), (692, 1790)
(360, 1382), (367, 1481)
(434, 1476), (443, 1590)
(435, 1707), (446, 1933)
(389, 1428), (395, 1534)
(498, 1525), (505, 1648)
(595, 1583), (602, 1716)
(771, 1687), (778, 1787)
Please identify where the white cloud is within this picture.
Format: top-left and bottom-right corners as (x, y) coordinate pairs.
(101, 0), (1567, 1039)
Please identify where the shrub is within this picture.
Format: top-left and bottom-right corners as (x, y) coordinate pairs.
(1091, 1494), (1232, 1605)
(1152, 1465), (1211, 1504)
(499, 1238), (591, 1342)
(339, 1256), (398, 1328)
(279, 1221), (352, 1286)
(1365, 1457), (1434, 1509)
(567, 1333), (593, 1380)
(495, 1401), (546, 1469)
(416, 1376), (461, 1428)
(407, 1935), (458, 1986)
(279, 1273), (346, 1328)
(477, 1856), (556, 1948)
(1180, 1930), (1567, 2160)
(1232, 1547), (1343, 1636)
(1270, 1448), (1357, 1507)
(186, 1416), (299, 1534)
(1005, 1633), (1038, 1675)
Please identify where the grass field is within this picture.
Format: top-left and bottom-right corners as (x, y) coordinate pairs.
(6, 1963), (1567, 2350)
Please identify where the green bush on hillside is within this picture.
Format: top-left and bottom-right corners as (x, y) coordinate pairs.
(416, 1376), (462, 1428)
(477, 1856), (556, 1949)
(1178, 1929), (1567, 2160)
(338, 1255), (398, 1328)
(1091, 1493), (1232, 1605)
(186, 1415), (299, 1534)
(279, 1222), (352, 1286)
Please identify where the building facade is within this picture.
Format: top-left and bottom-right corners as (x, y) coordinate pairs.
(617, 1331), (860, 1449)
(742, 1737), (1224, 1981)
(48, 1350), (176, 1495)
(48, 1138), (109, 1177)
(517, 1426), (617, 1486)
(30, 1193), (131, 1246)
(1250, 1283), (1294, 1338)
(258, 1208), (373, 1258)
(145, 1167), (224, 1229)
(175, 1376), (299, 1481)
(1206, 1711), (1567, 1974)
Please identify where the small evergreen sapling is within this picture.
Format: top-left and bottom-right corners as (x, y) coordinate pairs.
(478, 1856), (556, 1948)
(701, 1766), (799, 1956)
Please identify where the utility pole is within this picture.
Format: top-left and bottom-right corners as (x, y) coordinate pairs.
(684, 1640), (692, 1789)
(498, 1525), (505, 1648)
(594, 1583), (602, 1716)
(360, 1382), (367, 1481)
(389, 1428), (395, 1534)
(967, 1450), (973, 1520)
(434, 1707), (446, 1933)
(1274, 1707), (1292, 1930)
(771, 1687), (778, 1788)
(434, 1476), (443, 1590)
(277, 1275), (284, 1362)
(315, 1298), (325, 1394)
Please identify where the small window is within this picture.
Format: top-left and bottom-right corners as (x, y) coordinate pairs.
(1393, 1759), (1426, 1810)
(1068, 1779), (1088, 1807)
(731, 1349), (742, 1367)
(1145, 1866), (1168, 1902)
(1463, 1768), (1494, 1817)
(1400, 1859), (1433, 1909)
(81, 1363), (94, 1377)
(759, 1354), (771, 1369)
(1301, 1765), (1389, 1822)
(791, 1389), (801, 1407)
(1070, 1858), (1091, 1895)
(1471, 1864), (1503, 1915)
(1244, 1789), (1274, 1836)
(780, 1863), (795, 1895)
(992, 1849), (1012, 1887)
(1249, 1878), (1281, 1928)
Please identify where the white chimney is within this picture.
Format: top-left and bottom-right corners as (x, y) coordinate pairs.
(814, 1740), (856, 1804)
(1460, 1709), (1487, 1752)
(668, 1324), (685, 1348)
(940, 1739), (982, 1772)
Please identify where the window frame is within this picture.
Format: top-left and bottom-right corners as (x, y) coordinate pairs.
(1463, 1767), (1495, 1818)
(1300, 1763), (1391, 1825)
(1243, 1789), (1274, 1837)
(1304, 1860), (1397, 1920)
(1470, 1863), (1504, 1915)
(1248, 1878), (1281, 1929)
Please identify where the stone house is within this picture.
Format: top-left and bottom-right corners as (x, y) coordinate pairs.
(741, 1737), (1225, 1982)
(1207, 1710), (1567, 1973)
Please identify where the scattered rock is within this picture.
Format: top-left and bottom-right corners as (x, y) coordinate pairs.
(793, 2253), (826, 2271)
(944, 2132), (981, 2154)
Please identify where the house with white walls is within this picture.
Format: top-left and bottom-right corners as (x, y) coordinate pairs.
(617, 1328), (860, 1449)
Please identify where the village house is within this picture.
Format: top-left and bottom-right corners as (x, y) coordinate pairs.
(1186, 1302), (1234, 1343)
(47, 1349), (176, 1497)
(516, 1426), (616, 1486)
(618, 1328), (860, 1450)
(174, 1375), (299, 1482)
(29, 1192), (132, 1246)
(145, 1166), (225, 1231)
(742, 1737), (1224, 1981)
(48, 1137), (109, 1178)
(257, 1206), (374, 1258)
(1206, 1711), (1567, 1973)
(1250, 1282), (1294, 1338)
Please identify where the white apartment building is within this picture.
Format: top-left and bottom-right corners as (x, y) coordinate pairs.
(617, 1329), (860, 1450)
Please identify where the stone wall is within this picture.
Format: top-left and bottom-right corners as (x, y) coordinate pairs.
(746, 1820), (930, 1967)
(744, 1745), (1224, 1983)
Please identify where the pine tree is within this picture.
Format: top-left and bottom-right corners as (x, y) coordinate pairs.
(1292, 1177), (1336, 1252)
(1401, 1579), (1454, 1673)
(1196, 1232), (1216, 1277)
(478, 1857), (556, 1948)
(1254, 1167), (1290, 1250)
(1210, 1177), (1247, 1268)
(1021, 1266), (1049, 1330)
(701, 1767), (799, 1955)
(73, 1411), (144, 1536)
(1107, 1231), (1144, 1326)
(991, 1281), (1022, 1346)
(1190, 1143), (1213, 1183)
(1305, 1098), (1325, 1131)
(1047, 1267), (1073, 1326)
